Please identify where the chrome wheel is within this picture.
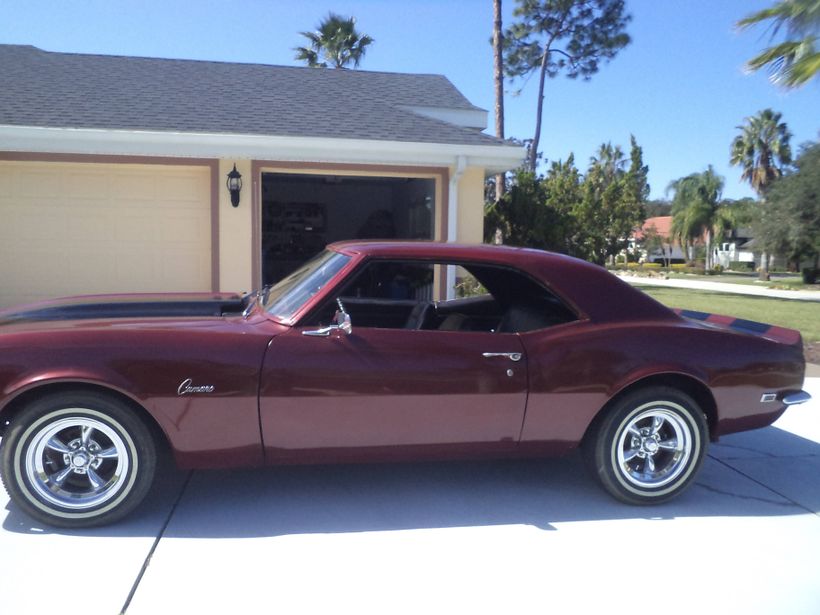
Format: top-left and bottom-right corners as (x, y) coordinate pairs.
(1, 393), (157, 527)
(615, 405), (692, 489)
(24, 414), (131, 510)
(583, 387), (708, 505)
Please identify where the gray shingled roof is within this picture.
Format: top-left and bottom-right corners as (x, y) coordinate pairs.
(0, 45), (504, 147)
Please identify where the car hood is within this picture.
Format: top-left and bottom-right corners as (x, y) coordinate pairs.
(0, 292), (247, 325)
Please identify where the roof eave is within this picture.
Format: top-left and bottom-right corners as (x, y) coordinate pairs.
(0, 125), (525, 173)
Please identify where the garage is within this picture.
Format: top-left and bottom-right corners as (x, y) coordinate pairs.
(260, 172), (437, 284)
(0, 160), (213, 308)
(0, 46), (525, 301)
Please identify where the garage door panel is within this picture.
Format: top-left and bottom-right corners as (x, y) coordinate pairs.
(110, 172), (157, 199)
(160, 254), (210, 288)
(69, 213), (114, 241)
(16, 170), (63, 198)
(0, 161), (212, 308)
(67, 250), (118, 286)
(63, 170), (109, 199)
(16, 209), (68, 242)
(113, 250), (162, 288)
(159, 214), (209, 244)
(156, 174), (209, 202)
(0, 172), (11, 197)
(115, 214), (160, 241)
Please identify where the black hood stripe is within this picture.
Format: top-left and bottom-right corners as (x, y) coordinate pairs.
(0, 298), (247, 324)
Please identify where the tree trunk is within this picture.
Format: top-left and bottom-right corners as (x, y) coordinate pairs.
(705, 232), (711, 270)
(528, 47), (551, 172)
(492, 0), (506, 200)
(759, 250), (770, 280)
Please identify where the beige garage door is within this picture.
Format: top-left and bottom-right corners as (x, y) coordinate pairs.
(0, 161), (212, 308)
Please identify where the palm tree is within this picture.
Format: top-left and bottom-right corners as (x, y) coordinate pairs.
(730, 108), (792, 277)
(730, 109), (793, 193)
(295, 13), (374, 69)
(668, 167), (725, 269)
(492, 0), (506, 201)
(737, 0), (820, 88)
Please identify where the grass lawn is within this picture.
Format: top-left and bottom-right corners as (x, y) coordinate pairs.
(639, 287), (820, 343)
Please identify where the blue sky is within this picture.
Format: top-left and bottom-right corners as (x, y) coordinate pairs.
(1, 0), (817, 200)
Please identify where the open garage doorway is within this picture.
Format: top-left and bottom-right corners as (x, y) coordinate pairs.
(261, 172), (436, 284)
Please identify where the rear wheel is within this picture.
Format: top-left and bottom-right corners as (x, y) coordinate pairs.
(584, 387), (708, 504)
(0, 392), (156, 527)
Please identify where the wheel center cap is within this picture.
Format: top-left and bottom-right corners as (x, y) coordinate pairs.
(72, 453), (89, 468)
(643, 439), (659, 454)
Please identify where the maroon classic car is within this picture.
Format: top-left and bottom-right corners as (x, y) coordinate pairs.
(0, 241), (811, 527)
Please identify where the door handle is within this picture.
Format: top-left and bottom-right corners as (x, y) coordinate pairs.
(482, 352), (522, 362)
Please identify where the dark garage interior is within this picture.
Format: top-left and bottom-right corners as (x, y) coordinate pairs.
(261, 172), (436, 284)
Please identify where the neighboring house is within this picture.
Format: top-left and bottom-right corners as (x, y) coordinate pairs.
(713, 227), (756, 269)
(0, 45), (523, 308)
(632, 216), (685, 264)
(635, 218), (767, 270)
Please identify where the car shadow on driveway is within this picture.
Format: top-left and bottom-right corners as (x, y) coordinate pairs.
(4, 424), (818, 538)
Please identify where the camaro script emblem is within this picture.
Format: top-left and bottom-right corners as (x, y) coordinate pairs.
(177, 378), (215, 396)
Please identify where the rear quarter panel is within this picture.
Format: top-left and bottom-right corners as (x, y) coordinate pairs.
(519, 318), (804, 449)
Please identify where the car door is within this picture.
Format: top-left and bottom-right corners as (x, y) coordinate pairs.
(258, 325), (527, 458)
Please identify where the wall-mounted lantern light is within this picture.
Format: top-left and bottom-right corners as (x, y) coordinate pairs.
(226, 164), (243, 207)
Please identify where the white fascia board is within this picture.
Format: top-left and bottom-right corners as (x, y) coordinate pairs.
(0, 125), (524, 173)
(399, 105), (488, 130)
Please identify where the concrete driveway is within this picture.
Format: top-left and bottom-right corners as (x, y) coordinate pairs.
(2, 378), (819, 615)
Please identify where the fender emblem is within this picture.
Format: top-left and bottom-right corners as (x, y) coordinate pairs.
(178, 378), (215, 396)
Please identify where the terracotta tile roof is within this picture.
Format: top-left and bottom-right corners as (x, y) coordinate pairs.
(634, 216), (673, 240)
(0, 45), (504, 147)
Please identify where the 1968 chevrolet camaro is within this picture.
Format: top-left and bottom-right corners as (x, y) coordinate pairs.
(0, 241), (811, 527)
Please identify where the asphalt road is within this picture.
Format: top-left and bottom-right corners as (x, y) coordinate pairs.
(2, 378), (819, 615)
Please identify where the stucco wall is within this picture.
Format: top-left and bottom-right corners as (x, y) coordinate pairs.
(218, 159), (254, 293)
(456, 166), (486, 244)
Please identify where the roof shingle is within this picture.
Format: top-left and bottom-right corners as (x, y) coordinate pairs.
(0, 45), (504, 147)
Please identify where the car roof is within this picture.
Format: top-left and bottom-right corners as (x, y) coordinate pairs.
(330, 240), (577, 265)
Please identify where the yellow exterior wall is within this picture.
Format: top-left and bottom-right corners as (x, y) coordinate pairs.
(456, 166), (486, 244)
(217, 159), (254, 293)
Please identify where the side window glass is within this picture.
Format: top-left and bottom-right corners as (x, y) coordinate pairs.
(342, 261), (435, 301)
(302, 259), (577, 333)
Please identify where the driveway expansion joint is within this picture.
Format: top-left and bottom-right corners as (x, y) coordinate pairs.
(695, 481), (799, 508)
(119, 470), (194, 615)
(708, 455), (820, 518)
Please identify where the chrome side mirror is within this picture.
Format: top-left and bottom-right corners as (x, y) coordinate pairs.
(334, 309), (352, 335)
(302, 299), (353, 337)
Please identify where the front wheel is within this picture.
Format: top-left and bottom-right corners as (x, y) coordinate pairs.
(0, 392), (156, 527)
(583, 387), (708, 505)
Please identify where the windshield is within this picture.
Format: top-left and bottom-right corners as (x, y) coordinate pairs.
(262, 249), (351, 321)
